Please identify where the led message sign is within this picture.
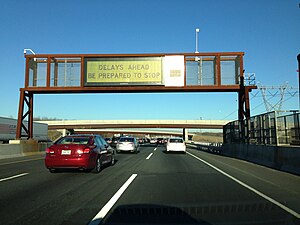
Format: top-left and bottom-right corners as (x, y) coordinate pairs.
(85, 57), (162, 86)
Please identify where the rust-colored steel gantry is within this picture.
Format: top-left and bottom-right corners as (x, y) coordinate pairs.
(16, 52), (256, 140)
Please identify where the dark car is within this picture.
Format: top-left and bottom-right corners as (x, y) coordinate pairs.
(157, 138), (164, 145)
(105, 137), (112, 144)
(110, 136), (120, 148)
(45, 134), (115, 173)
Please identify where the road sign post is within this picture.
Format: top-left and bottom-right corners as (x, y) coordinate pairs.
(297, 54), (300, 110)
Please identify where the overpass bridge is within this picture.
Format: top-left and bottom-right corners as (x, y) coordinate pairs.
(73, 128), (199, 137)
(44, 119), (231, 139)
(44, 119), (231, 130)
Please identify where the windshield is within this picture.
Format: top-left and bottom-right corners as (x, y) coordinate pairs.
(169, 138), (183, 143)
(119, 137), (134, 142)
(56, 137), (90, 145)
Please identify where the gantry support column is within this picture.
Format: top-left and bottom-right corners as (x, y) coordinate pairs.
(238, 75), (251, 143)
(16, 89), (34, 139)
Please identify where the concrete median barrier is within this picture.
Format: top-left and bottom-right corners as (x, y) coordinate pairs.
(0, 140), (51, 159)
(187, 142), (300, 176)
(222, 143), (300, 176)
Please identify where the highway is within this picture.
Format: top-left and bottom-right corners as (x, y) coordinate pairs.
(1, 144), (300, 225)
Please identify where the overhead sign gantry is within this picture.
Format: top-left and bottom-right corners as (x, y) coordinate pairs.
(16, 52), (256, 140)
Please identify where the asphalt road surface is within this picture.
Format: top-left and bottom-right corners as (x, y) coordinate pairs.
(1, 144), (300, 225)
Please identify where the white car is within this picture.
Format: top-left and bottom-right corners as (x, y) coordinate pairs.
(150, 138), (157, 144)
(166, 137), (186, 153)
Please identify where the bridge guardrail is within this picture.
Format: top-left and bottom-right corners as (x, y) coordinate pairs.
(186, 141), (222, 154)
(223, 111), (300, 146)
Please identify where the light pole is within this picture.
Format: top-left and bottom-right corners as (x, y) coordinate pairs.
(24, 49), (36, 61)
(297, 54), (300, 109)
(199, 116), (202, 133)
(23, 49), (36, 55)
(195, 28), (200, 53)
(195, 28), (202, 84)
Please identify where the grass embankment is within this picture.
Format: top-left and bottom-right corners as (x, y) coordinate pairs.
(192, 132), (223, 143)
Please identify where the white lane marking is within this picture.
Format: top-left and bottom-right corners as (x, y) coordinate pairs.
(187, 151), (300, 219)
(0, 157), (44, 166)
(0, 173), (29, 182)
(89, 174), (138, 225)
(154, 148), (157, 151)
(146, 153), (153, 160)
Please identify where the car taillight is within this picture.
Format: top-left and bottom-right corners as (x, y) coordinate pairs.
(83, 148), (91, 154)
(76, 148), (91, 154)
(76, 149), (84, 154)
(46, 148), (54, 154)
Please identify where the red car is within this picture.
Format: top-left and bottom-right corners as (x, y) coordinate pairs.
(45, 134), (115, 173)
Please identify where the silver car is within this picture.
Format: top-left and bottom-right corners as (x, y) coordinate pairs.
(116, 137), (140, 153)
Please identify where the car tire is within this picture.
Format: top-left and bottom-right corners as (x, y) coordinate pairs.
(49, 168), (56, 173)
(92, 156), (101, 173)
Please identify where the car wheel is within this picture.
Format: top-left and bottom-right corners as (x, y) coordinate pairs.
(92, 156), (101, 173)
(49, 168), (56, 173)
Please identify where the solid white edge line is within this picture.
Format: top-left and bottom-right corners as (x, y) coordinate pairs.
(0, 173), (29, 182)
(146, 153), (153, 160)
(186, 151), (300, 219)
(89, 174), (138, 225)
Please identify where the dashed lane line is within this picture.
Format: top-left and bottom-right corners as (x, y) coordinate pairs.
(0, 173), (29, 182)
(89, 174), (138, 225)
(146, 153), (153, 160)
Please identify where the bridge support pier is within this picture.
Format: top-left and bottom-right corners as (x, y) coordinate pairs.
(183, 128), (188, 141)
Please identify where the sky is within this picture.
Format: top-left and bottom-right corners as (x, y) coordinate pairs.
(0, 0), (299, 121)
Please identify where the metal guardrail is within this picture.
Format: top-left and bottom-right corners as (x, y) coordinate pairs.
(186, 141), (222, 154)
(223, 111), (300, 146)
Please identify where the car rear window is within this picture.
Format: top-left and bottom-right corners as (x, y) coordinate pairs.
(57, 137), (90, 145)
(119, 137), (134, 142)
(169, 138), (184, 143)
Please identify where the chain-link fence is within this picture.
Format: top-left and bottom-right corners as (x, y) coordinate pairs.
(224, 111), (300, 146)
